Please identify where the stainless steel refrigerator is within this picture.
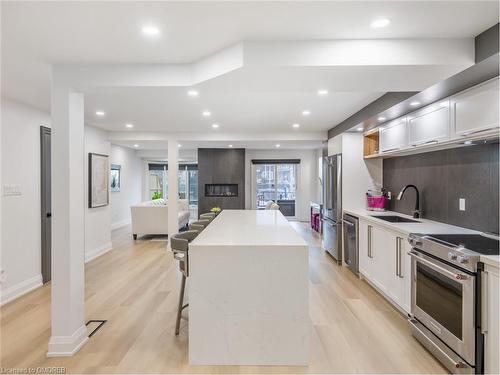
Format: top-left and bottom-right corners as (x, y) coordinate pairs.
(322, 154), (342, 263)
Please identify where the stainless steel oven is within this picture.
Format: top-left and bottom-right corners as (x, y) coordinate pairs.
(406, 233), (494, 374)
(409, 249), (476, 366)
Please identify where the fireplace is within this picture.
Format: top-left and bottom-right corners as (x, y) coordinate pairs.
(205, 184), (238, 197)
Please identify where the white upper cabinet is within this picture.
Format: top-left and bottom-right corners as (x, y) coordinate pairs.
(379, 117), (408, 153)
(407, 100), (450, 146)
(451, 77), (499, 138)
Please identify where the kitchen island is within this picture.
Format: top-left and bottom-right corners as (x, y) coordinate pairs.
(188, 209), (309, 366)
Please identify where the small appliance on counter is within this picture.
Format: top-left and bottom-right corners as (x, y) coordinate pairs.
(366, 189), (388, 211)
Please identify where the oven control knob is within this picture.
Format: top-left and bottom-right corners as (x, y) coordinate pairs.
(448, 252), (457, 261)
(457, 255), (469, 264)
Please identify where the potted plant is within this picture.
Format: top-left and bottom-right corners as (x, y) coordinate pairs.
(210, 206), (222, 216)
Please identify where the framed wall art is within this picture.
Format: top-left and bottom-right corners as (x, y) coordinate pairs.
(89, 153), (109, 208)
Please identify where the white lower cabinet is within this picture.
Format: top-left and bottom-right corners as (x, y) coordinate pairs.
(483, 264), (499, 374)
(358, 219), (411, 313)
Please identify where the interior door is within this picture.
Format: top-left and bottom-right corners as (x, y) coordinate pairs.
(40, 126), (51, 284)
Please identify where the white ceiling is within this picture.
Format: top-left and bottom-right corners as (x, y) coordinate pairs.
(84, 86), (383, 133)
(2, 1), (498, 150)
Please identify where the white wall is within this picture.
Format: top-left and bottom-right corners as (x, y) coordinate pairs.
(110, 144), (142, 229)
(1, 99), (50, 304)
(245, 148), (320, 221)
(84, 126), (112, 263)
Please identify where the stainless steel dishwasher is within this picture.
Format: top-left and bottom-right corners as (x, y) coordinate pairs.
(342, 214), (359, 274)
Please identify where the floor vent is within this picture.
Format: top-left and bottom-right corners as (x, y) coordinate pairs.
(85, 319), (107, 338)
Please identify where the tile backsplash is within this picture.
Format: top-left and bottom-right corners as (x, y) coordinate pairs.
(383, 142), (499, 233)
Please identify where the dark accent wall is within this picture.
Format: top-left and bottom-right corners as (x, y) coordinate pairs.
(198, 148), (245, 215)
(383, 143), (499, 233)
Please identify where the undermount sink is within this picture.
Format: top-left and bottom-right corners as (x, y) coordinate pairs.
(370, 215), (421, 223)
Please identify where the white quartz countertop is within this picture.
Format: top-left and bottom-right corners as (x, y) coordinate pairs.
(343, 208), (499, 268)
(191, 209), (308, 247)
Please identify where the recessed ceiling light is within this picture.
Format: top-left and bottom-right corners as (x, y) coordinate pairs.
(202, 111), (211, 117)
(178, 144), (182, 148)
(377, 116), (386, 122)
(141, 25), (160, 37)
(275, 144), (281, 148)
(125, 123), (134, 128)
(356, 127), (364, 132)
(187, 90), (199, 97)
(133, 144), (139, 148)
(302, 110), (311, 116)
(292, 123), (300, 129)
(317, 89), (329, 96)
(370, 18), (390, 29)
(410, 101), (421, 107)
(228, 144), (233, 148)
(95, 111), (105, 116)
(212, 123), (219, 129)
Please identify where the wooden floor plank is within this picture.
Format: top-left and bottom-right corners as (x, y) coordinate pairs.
(0, 222), (446, 373)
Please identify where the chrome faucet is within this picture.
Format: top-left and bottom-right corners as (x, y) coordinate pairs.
(397, 184), (421, 218)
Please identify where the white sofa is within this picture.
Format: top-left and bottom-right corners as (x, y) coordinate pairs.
(130, 199), (190, 239)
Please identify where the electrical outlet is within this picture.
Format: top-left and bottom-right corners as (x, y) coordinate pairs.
(459, 198), (466, 211)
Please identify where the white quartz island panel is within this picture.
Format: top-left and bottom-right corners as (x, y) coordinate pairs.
(189, 210), (309, 365)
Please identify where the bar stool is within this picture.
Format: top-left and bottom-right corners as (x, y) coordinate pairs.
(199, 212), (216, 222)
(170, 230), (199, 335)
(189, 219), (210, 232)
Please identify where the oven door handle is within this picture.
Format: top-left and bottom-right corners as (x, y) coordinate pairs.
(408, 251), (468, 281)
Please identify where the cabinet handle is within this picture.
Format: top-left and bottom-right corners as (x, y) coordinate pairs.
(411, 140), (439, 147)
(398, 237), (404, 278)
(382, 147), (400, 153)
(368, 225), (373, 258)
(395, 237), (399, 276)
(460, 126), (499, 137)
(481, 271), (488, 334)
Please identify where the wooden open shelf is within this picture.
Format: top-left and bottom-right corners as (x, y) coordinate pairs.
(363, 130), (380, 158)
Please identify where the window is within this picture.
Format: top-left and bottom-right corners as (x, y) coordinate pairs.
(252, 160), (299, 217)
(148, 164), (198, 204)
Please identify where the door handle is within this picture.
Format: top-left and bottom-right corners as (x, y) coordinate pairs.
(46, 213), (52, 218)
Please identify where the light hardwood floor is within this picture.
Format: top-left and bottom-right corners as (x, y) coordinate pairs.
(1, 223), (446, 374)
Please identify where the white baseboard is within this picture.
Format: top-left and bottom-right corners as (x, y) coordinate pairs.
(47, 324), (89, 357)
(111, 219), (130, 231)
(85, 242), (113, 263)
(0, 274), (43, 306)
